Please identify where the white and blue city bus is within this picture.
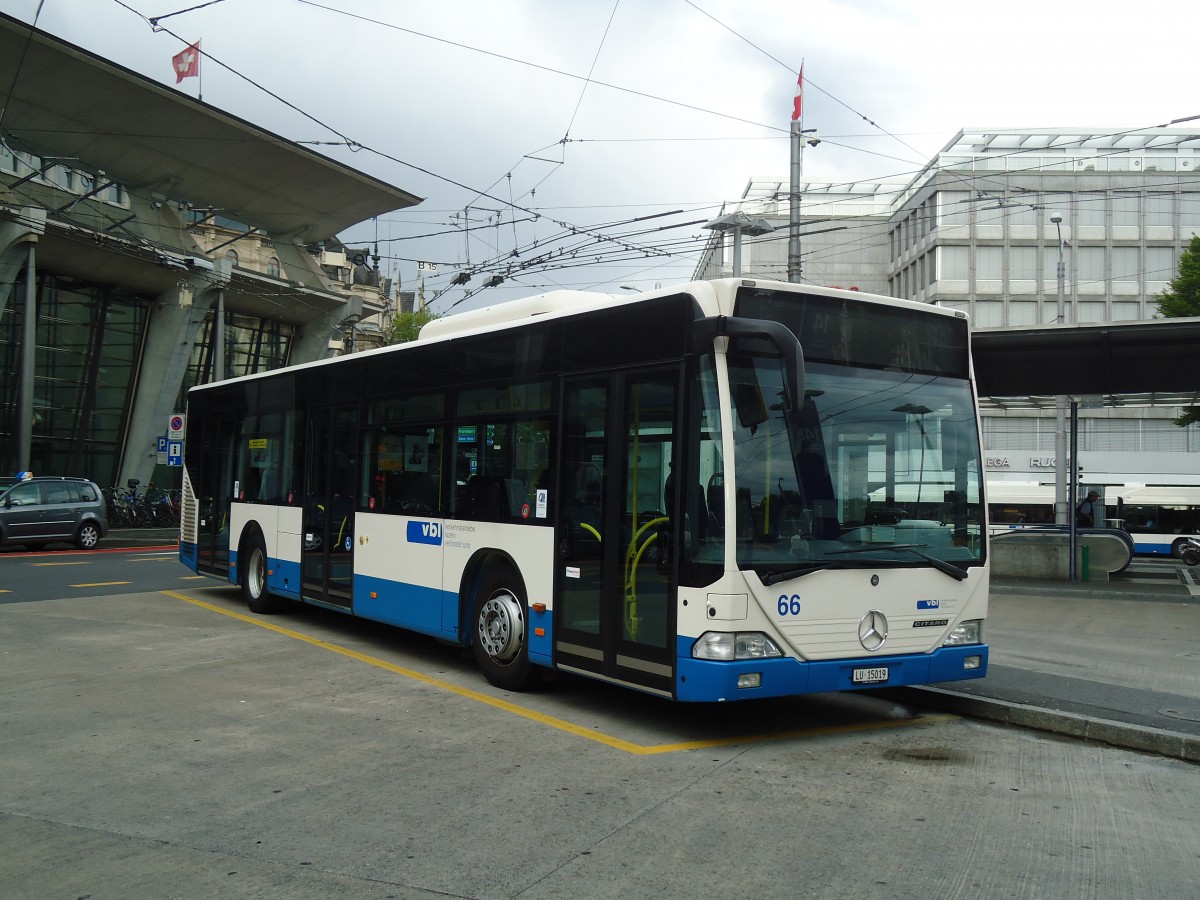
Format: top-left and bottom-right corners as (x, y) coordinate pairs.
(989, 482), (1200, 558)
(180, 278), (988, 701)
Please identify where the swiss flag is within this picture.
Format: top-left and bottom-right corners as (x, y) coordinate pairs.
(172, 41), (200, 83)
(791, 64), (803, 122)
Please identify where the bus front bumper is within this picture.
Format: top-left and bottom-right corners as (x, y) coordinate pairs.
(674, 642), (988, 702)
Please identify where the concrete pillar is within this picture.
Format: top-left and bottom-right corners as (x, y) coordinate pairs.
(290, 296), (364, 365)
(117, 279), (216, 489)
(0, 207), (46, 322)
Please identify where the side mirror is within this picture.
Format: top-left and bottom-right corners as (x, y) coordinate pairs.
(734, 383), (769, 430)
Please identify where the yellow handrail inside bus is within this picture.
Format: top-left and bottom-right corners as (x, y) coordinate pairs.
(624, 516), (668, 641)
(580, 522), (602, 543)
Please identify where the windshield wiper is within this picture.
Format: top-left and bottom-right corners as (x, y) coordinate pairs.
(828, 543), (969, 582)
(760, 560), (852, 585)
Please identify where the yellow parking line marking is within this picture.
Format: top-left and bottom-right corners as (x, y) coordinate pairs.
(161, 589), (950, 755)
(130, 557), (176, 562)
(0, 589), (10, 593)
(180, 575), (207, 580)
(33, 561), (89, 567)
(72, 581), (132, 588)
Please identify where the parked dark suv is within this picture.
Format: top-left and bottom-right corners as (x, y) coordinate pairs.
(0, 476), (109, 550)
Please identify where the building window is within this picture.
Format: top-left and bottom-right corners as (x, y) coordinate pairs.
(1112, 247), (1139, 282)
(1077, 247), (1105, 286)
(0, 275), (149, 485)
(973, 301), (1003, 327)
(1010, 247), (1038, 281)
(1042, 193), (1071, 226)
(984, 416), (1038, 450)
(976, 246), (1003, 281)
(1007, 202), (1036, 227)
(1181, 196), (1200, 232)
(225, 249), (239, 267)
(267, 257), (280, 278)
(1008, 302), (1039, 325)
(177, 312), (294, 404)
(1145, 193), (1173, 226)
(937, 191), (971, 227)
(1076, 193), (1106, 227)
(1112, 193), (1139, 227)
(938, 245), (968, 280)
(1146, 246), (1175, 282)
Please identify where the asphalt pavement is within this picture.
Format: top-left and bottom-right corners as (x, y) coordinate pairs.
(98, 527), (1200, 762)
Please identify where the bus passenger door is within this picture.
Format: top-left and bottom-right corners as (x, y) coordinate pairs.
(197, 417), (236, 578)
(555, 370), (678, 696)
(302, 406), (357, 608)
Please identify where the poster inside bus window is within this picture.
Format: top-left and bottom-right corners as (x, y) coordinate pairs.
(405, 435), (429, 472)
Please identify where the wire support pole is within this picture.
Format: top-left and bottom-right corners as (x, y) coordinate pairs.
(787, 120), (802, 283)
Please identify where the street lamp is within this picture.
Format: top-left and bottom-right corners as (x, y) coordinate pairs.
(704, 212), (774, 277)
(1050, 211), (1069, 530)
(1050, 212), (1068, 325)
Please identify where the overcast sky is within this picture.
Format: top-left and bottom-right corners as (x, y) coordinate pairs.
(4, 0), (1197, 313)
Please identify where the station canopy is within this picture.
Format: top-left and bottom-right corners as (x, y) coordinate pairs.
(0, 12), (421, 242)
(972, 317), (1200, 409)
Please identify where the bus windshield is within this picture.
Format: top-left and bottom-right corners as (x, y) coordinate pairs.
(729, 355), (984, 578)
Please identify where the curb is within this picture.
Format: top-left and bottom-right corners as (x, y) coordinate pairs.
(990, 578), (1193, 602)
(882, 685), (1200, 764)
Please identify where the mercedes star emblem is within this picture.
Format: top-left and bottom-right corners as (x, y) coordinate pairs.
(858, 610), (888, 651)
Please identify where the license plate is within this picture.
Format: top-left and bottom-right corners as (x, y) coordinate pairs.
(852, 666), (889, 684)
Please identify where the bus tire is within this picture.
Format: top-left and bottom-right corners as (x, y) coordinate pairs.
(471, 566), (539, 691)
(1171, 538), (1188, 559)
(241, 531), (279, 614)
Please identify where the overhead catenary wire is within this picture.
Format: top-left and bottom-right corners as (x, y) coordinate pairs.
(15, 4), (1200, 309)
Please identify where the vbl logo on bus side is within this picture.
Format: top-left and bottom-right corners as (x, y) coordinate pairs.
(407, 521), (442, 546)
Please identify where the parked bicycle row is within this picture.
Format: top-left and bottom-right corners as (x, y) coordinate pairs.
(104, 479), (180, 528)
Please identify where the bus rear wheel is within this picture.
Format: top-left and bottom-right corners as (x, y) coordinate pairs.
(472, 567), (538, 691)
(241, 532), (279, 614)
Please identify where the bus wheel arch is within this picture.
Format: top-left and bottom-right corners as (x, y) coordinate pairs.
(463, 550), (539, 691)
(239, 524), (280, 614)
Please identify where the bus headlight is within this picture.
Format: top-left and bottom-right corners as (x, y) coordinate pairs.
(692, 632), (783, 660)
(942, 619), (983, 646)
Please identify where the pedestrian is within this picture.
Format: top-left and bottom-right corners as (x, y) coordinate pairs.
(1077, 490), (1099, 527)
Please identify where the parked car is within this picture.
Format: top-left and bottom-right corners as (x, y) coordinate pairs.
(0, 476), (109, 550)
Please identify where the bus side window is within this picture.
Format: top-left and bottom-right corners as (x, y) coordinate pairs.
(365, 426), (442, 515)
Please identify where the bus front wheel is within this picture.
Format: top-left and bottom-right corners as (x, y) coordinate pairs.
(241, 532), (279, 614)
(472, 568), (538, 691)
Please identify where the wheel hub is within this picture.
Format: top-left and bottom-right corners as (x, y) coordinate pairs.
(477, 591), (523, 663)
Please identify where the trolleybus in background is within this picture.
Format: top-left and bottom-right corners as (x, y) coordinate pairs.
(180, 278), (989, 701)
(989, 482), (1200, 557)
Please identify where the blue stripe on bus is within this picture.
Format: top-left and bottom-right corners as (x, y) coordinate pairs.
(180, 540), (197, 570)
(354, 574), (459, 639)
(674, 638), (988, 702)
(269, 557), (302, 600)
(1136, 541), (1172, 556)
(528, 604), (552, 667)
